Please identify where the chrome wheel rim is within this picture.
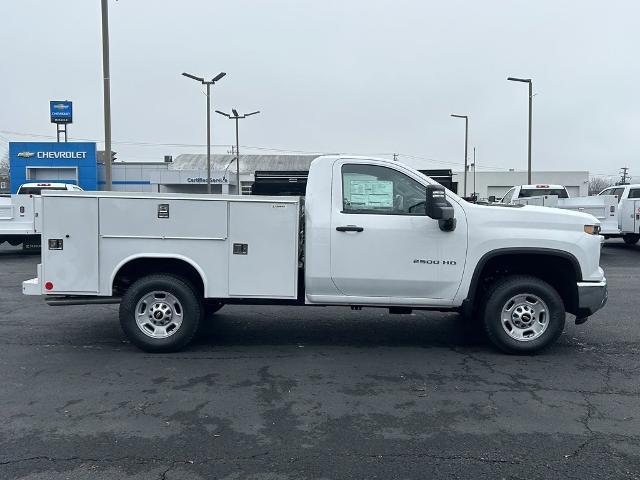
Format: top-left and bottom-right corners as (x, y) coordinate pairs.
(135, 291), (183, 339)
(501, 293), (549, 342)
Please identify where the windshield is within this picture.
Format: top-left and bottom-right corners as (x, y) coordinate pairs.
(519, 188), (568, 199)
(18, 186), (68, 195)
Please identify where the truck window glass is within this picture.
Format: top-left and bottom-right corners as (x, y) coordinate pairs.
(501, 188), (515, 203)
(629, 189), (640, 199)
(341, 164), (427, 215)
(611, 188), (625, 202)
(17, 187), (68, 195)
(518, 188), (569, 199)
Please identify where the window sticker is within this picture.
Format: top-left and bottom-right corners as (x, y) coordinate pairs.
(348, 180), (393, 209)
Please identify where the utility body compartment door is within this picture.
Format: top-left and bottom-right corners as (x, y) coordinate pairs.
(621, 200), (640, 234)
(42, 196), (99, 293)
(228, 200), (299, 298)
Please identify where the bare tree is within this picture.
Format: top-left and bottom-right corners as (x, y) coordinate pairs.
(588, 176), (614, 195)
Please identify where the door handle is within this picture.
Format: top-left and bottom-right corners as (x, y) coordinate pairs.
(336, 225), (364, 232)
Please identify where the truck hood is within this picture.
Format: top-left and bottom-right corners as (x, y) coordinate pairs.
(468, 203), (600, 229)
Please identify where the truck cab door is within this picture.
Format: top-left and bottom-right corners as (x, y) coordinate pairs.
(329, 160), (468, 303)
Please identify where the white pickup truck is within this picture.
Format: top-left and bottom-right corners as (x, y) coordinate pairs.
(597, 184), (640, 245)
(23, 156), (608, 354)
(0, 183), (83, 247)
(501, 184), (619, 235)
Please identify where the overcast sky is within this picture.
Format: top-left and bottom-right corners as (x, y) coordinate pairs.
(0, 0), (637, 179)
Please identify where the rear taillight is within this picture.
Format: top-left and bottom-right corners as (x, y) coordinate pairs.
(44, 282), (53, 291)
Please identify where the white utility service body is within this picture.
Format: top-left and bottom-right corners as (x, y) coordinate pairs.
(0, 183), (81, 247)
(24, 156), (608, 354)
(502, 184), (619, 235)
(597, 184), (640, 244)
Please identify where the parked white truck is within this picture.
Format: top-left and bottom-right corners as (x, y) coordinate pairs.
(0, 183), (83, 247)
(23, 156), (607, 354)
(501, 184), (619, 235)
(597, 184), (640, 245)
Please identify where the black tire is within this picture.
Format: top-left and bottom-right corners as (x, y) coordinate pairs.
(482, 275), (565, 354)
(119, 274), (202, 353)
(623, 234), (640, 245)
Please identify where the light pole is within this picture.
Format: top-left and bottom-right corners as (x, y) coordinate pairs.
(470, 147), (477, 199)
(215, 109), (260, 195)
(100, 0), (112, 191)
(507, 76), (533, 183)
(451, 114), (469, 196)
(182, 71), (226, 193)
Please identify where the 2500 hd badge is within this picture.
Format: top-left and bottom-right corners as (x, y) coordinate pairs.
(413, 259), (457, 265)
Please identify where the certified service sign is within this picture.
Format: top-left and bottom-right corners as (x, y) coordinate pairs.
(50, 101), (73, 124)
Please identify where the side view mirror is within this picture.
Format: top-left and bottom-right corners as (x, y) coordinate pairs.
(425, 185), (456, 231)
(488, 195), (496, 203)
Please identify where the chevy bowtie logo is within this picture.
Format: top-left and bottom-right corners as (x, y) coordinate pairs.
(17, 151), (35, 158)
(52, 103), (70, 110)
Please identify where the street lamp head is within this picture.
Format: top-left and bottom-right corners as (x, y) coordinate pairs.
(451, 114), (468, 119)
(507, 77), (531, 83)
(232, 108), (239, 117)
(182, 72), (204, 82)
(212, 72), (227, 82)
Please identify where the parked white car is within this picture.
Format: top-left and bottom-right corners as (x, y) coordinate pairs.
(17, 182), (84, 195)
(23, 156), (607, 354)
(598, 184), (640, 245)
(501, 184), (619, 235)
(501, 184), (570, 203)
(0, 183), (83, 247)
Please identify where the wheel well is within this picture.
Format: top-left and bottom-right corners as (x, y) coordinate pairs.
(469, 253), (580, 315)
(112, 258), (205, 297)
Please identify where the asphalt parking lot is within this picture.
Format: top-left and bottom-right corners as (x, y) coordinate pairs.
(0, 242), (639, 479)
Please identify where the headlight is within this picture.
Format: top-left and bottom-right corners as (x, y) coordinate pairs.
(584, 225), (601, 235)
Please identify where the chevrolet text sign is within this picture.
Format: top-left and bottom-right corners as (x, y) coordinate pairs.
(36, 151), (87, 159)
(50, 101), (73, 124)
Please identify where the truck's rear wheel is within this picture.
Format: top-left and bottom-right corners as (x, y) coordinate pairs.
(482, 275), (565, 354)
(623, 234), (640, 245)
(119, 274), (202, 352)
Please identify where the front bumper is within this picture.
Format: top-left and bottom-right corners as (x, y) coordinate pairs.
(576, 278), (608, 317)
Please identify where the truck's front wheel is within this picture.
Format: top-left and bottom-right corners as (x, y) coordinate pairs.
(119, 274), (202, 353)
(483, 275), (565, 354)
(623, 234), (640, 245)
